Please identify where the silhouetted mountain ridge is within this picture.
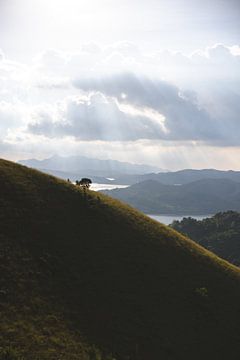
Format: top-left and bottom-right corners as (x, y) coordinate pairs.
(18, 155), (162, 177)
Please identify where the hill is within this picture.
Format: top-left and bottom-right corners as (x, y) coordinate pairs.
(1, 159), (240, 359)
(103, 178), (240, 214)
(109, 168), (240, 185)
(171, 211), (240, 266)
(145, 168), (240, 185)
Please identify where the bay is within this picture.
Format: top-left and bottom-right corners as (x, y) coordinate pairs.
(91, 185), (213, 224)
(91, 183), (129, 191)
(148, 214), (212, 225)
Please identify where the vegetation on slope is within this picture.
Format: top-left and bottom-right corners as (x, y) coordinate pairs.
(1, 159), (240, 359)
(171, 211), (240, 266)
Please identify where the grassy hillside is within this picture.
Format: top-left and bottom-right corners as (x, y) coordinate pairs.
(1, 159), (240, 359)
(103, 178), (240, 214)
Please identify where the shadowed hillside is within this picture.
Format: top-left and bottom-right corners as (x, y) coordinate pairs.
(1, 159), (240, 359)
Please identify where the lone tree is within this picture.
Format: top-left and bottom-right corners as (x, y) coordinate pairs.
(76, 178), (92, 189)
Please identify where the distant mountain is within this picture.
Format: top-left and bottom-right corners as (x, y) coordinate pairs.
(171, 211), (240, 266)
(35, 168), (114, 184)
(18, 155), (162, 177)
(150, 168), (240, 184)
(19, 159), (240, 187)
(111, 168), (240, 185)
(103, 178), (240, 214)
(2, 159), (240, 359)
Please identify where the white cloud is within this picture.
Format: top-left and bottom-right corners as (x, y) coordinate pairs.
(33, 49), (68, 73)
(27, 92), (168, 141)
(0, 42), (240, 169)
(26, 69), (240, 146)
(0, 49), (4, 61)
(0, 101), (28, 137)
(29, 43), (240, 87)
(73, 73), (222, 143)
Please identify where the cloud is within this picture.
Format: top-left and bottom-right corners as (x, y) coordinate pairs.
(34, 76), (70, 90)
(73, 73), (221, 142)
(1, 42), (240, 168)
(33, 49), (68, 74)
(0, 101), (26, 138)
(33, 47), (101, 78)
(27, 70), (240, 145)
(103, 42), (141, 58)
(28, 92), (168, 141)
(0, 49), (4, 61)
(144, 44), (240, 88)
(190, 44), (240, 80)
(31, 43), (240, 90)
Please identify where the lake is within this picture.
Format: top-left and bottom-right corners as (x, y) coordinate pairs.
(91, 183), (129, 191)
(91, 185), (213, 224)
(148, 214), (213, 225)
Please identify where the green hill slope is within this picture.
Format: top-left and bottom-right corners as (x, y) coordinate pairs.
(1, 159), (240, 360)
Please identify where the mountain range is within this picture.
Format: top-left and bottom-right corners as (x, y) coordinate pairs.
(18, 155), (162, 178)
(18, 157), (240, 190)
(103, 178), (240, 214)
(109, 168), (240, 185)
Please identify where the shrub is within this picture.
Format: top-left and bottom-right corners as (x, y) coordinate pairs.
(195, 287), (208, 298)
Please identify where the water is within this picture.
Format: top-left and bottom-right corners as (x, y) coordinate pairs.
(88, 185), (213, 224)
(91, 183), (129, 191)
(148, 214), (212, 225)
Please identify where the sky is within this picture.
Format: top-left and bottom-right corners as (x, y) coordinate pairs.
(0, 0), (240, 170)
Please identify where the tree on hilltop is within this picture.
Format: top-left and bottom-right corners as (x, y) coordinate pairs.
(76, 178), (92, 189)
